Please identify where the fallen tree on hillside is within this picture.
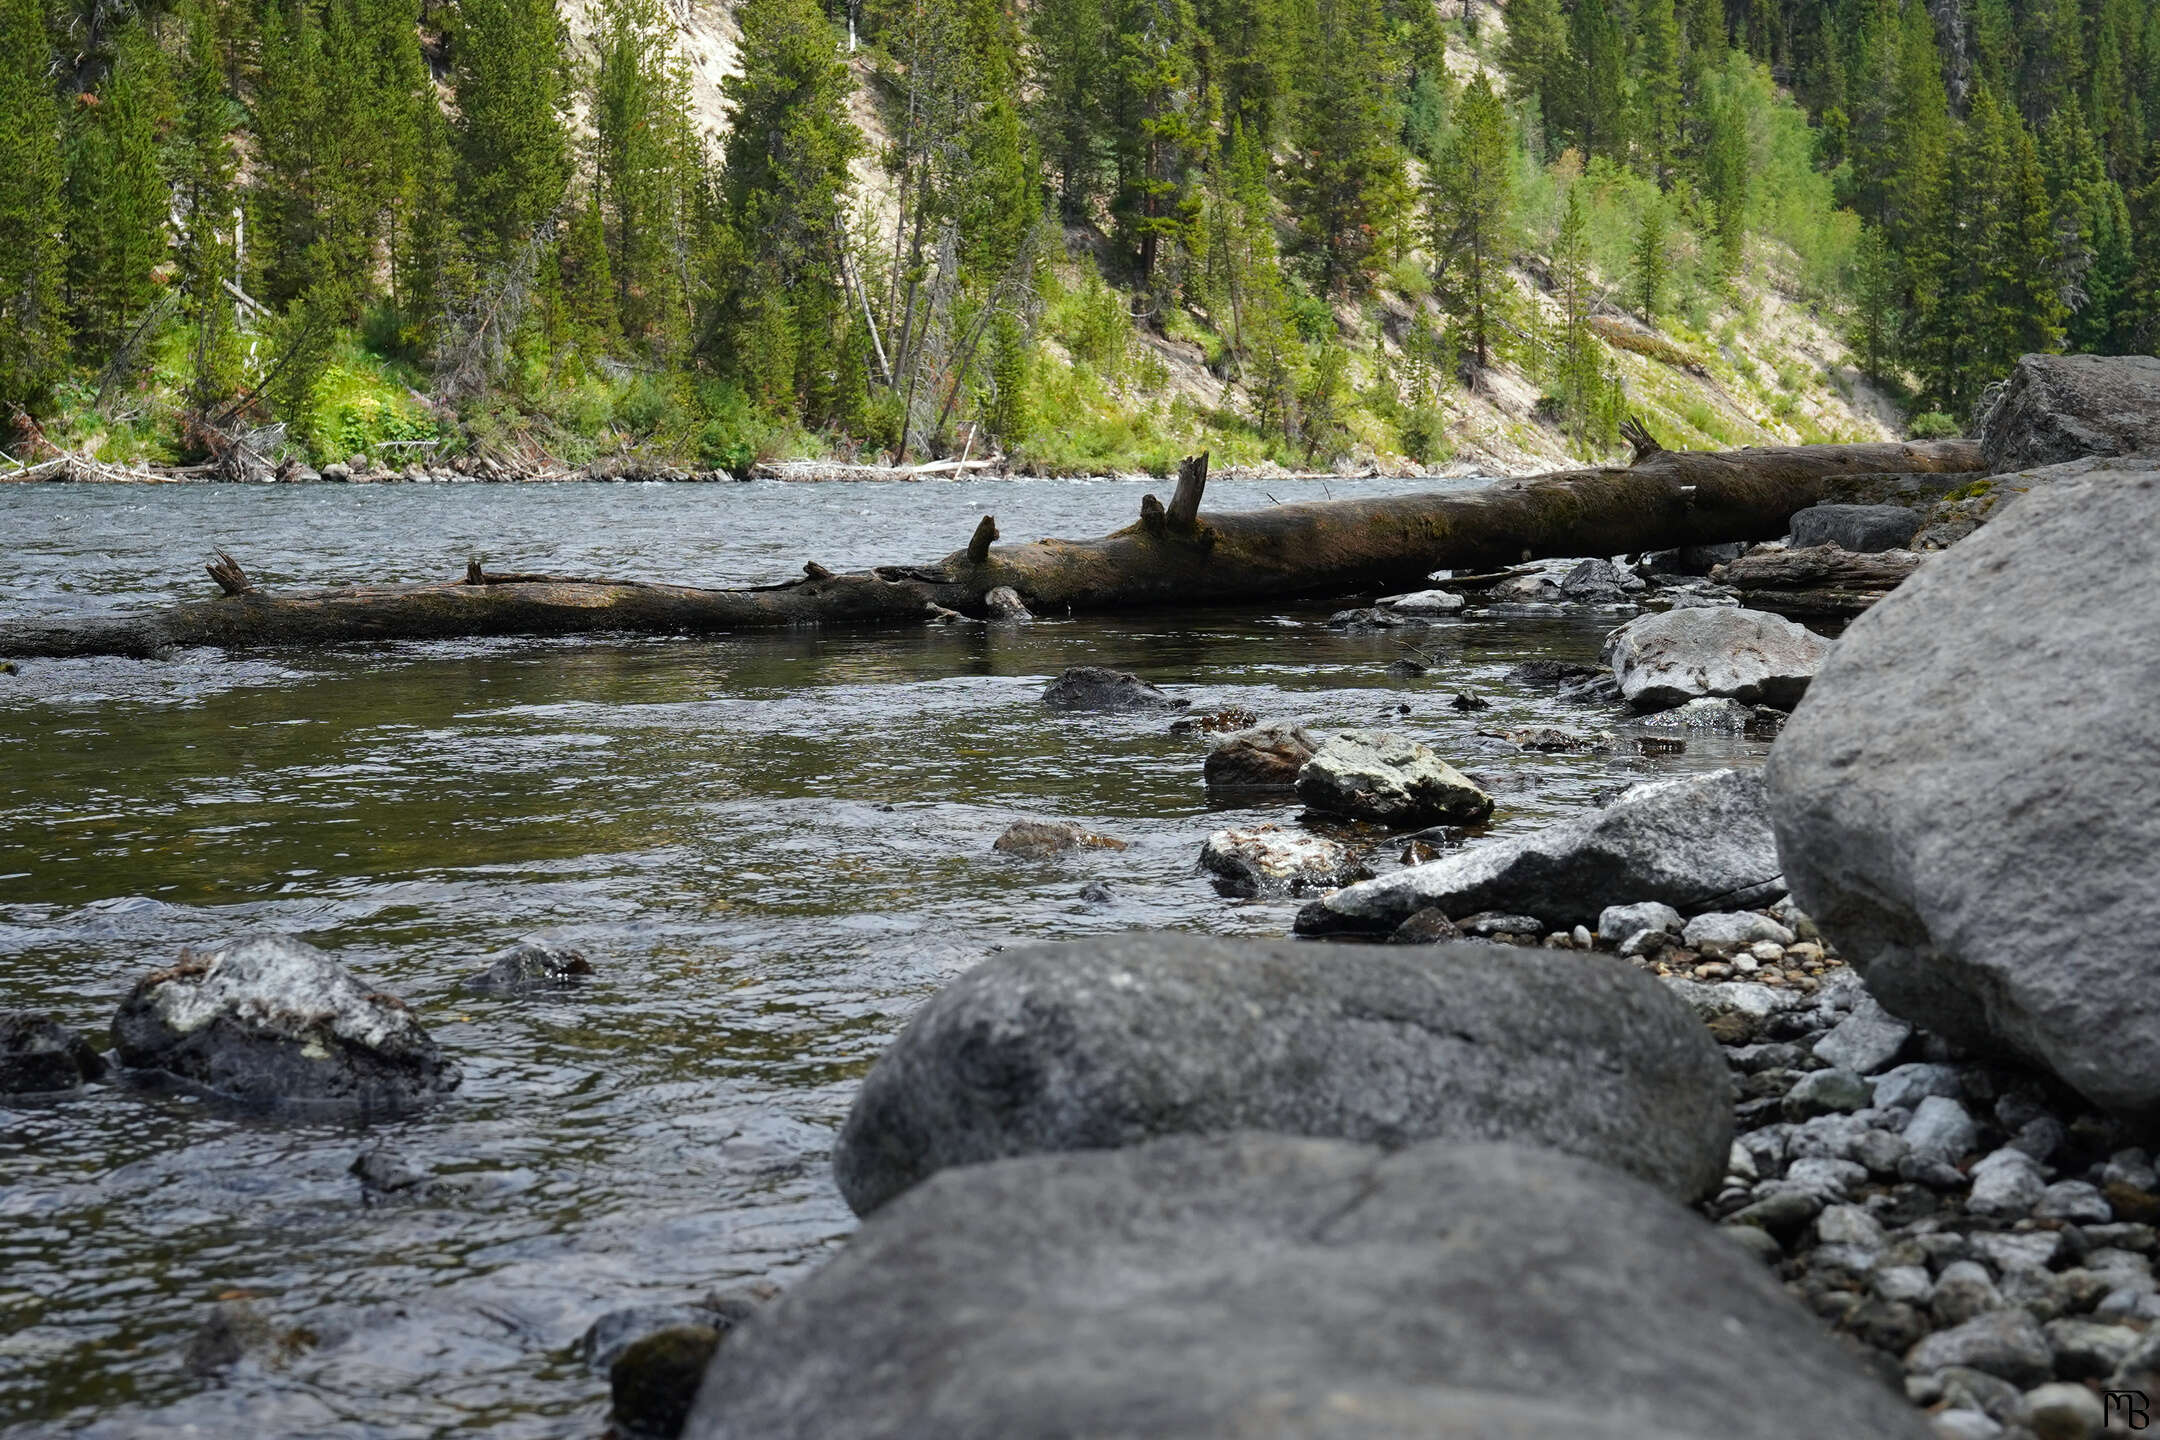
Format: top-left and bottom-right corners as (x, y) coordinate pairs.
(0, 439), (1983, 660)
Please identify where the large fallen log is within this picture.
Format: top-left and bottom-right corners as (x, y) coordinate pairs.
(1, 439), (1983, 659)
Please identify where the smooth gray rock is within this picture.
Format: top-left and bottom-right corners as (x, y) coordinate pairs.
(2018, 1382), (2104, 1440)
(833, 933), (1735, 1216)
(1297, 769), (1783, 934)
(0, 1010), (108, 1093)
(461, 940), (592, 996)
(1786, 1068), (1874, 1119)
(1814, 997), (1915, 1075)
(1904, 1096), (1980, 1164)
(1683, 911), (1797, 950)
(1199, 824), (1371, 898)
(1874, 1063), (1965, 1112)
(1790, 504), (1924, 553)
(2037, 1181), (2113, 1224)
(110, 937), (459, 1113)
(1603, 607), (1832, 712)
(1293, 731), (1493, 827)
(2044, 1318), (2140, 1379)
(1375, 588), (1466, 615)
(1764, 464), (2160, 1117)
(1203, 723), (1317, 792)
(1042, 666), (1187, 711)
(687, 1136), (1933, 1440)
(1906, 1309), (2054, 1387)
(1974, 353), (2160, 472)
(1967, 1147), (2050, 1218)
(1598, 901), (1685, 944)
(1933, 1262), (2005, 1327)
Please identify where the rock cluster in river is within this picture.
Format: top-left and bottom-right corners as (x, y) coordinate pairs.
(1292, 729), (1493, 827)
(0, 1010), (109, 1093)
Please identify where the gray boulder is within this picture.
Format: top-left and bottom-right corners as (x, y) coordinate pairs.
(687, 1136), (1931, 1440)
(1790, 504), (1923, 553)
(982, 585), (1032, 621)
(461, 940), (592, 996)
(1764, 463), (2160, 1117)
(1199, 825), (1371, 898)
(111, 937), (460, 1113)
(1294, 730), (1493, 827)
(1975, 353), (2160, 472)
(1603, 607), (1832, 712)
(1598, 900), (1684, 945)
(0, 1011), (108, 1093)
(1042, 665), (1187, 711)
(1375, 588), (1466, 615)
(1202, 723), (1316, 792)
(1296, 768), (1783, 934)
(832, 933), (1734, 1216)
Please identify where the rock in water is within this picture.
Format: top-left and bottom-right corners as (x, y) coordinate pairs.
(1789, 504), (1923, 553)
(612, 1324), (723, 1439)
(1201, 723), (1316, 793)
(462, 940), (592, 996)
(110, 937), (460, 1113)
(1603, 607), (1832, 712)
(685, 1136), (1930, 1440)
(991, 820), (1127, 859)
(0, 1011), (108, 1093)
(1198, 825), (1371, 899)
(1041, 665), (1186, 711)
(1975, 353), (2160, 472)
(1374, 588), (1465, 615)
(1765, 464), (2160, 1118)
(1293, 730), (1493, 827)
(1297, 768), (1783, 934)
(982, 586), (1031, 621)
(832, 933), (1733, 1215)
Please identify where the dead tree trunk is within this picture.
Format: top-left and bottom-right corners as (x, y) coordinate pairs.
(0, 440), (1982, 659)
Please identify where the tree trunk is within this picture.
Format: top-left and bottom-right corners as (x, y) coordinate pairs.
(0, 440), (1983, 660)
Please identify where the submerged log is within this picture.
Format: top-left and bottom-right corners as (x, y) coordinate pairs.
(0, 439), (1982, 659)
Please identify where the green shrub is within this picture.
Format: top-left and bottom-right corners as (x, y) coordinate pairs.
(1907, 411), (1960, 439)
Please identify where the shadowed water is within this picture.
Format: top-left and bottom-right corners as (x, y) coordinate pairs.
(0, 477), (1771, 1437)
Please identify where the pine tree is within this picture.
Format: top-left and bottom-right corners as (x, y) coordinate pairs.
(1281, 0), (1408, 295)
(65, 19), (170, 364)
(1109, 0), (1203, 285)
(1027, 0), (1110, 214)
(1629, 198), (1669, 320)
(1427, 72), (1514, 369)
(1701, 74), (1751, 279)
(1847, 222), (1900, 381)
(1550, 184), (1603, 442)
(1498, 0), (1567, 153)
(1203, 120), (1301, 442)
(2041, 107), (2136, 353)
(1566, 0), (1629, 164)
(0, 0), (69, 411)
(592, 0), (701, 354)
(174, 0), (241, 414)
(1635, 0), (1683, 182)
(1192, 0), (1288, 148)
(452, 0), (572, 268)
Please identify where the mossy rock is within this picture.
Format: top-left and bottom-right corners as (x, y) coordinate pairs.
(610, 1323), (722, 1438)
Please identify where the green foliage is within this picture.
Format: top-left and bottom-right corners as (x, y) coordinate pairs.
(1281, 0), (1408, 295)
(1629, 200), (1669, 322)
(66, 21), (170, 365)
(1427, 73), (1514, 369)
(591, 0), (701, 356)
(1906, 410), (1959, 439)
(292, 338), (439, 460)
(0, 0), (71, 411)
(452, 0), (571, 268)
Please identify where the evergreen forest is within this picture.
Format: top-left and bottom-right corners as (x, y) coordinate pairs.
(2, 0), (2156, 474)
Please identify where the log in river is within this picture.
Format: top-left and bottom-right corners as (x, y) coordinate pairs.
(0, 439), (1983, 659)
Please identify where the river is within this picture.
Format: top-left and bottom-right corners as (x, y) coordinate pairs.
(0, 476), (1771, 1437)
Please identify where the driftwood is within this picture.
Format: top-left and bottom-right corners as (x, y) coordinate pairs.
(1717, 544), (1927, 619)
(0, 439), (1983, 659)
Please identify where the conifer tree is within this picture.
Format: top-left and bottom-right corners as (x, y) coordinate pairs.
(1281, 0), (1407, 294)
(1498, 0), (1567, 152)
(1027, 0), (1110, 214)
(1629, 198), (1669, 320)
(174, 0), (241, 413)
(1550, 185), (1603, 441)
(0, 0), (69, 410)
(1109, 0), (1203, 285)
(1192, 0), (1288, 149)
(592, 0), (701, 354)
(2042, 107), (2136, 353)
(65, 20), (171, 364)
(1566, 0), (1629, 164)
(1635, 0), (1683, 182)
(1203, 120), (1300, 443)
(1847, 222), (1900, 381)
(1427, 73), (1514, 369)
(1701, 76), (1752, 278)
(452, 0), (572, 269)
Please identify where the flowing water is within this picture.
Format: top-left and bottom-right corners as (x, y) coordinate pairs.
(0, 477), (1772, 1438)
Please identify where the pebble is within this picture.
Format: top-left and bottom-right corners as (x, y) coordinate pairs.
(1904, 1096), (1980, 1165)
(1904, 1308), (2053, 1386)
(2040, 1318), (2139, 1379)
(1966, 1148), (2050, 1219)
(1785, 1067), (1874, 1119)
(1931, 1262), (2004, 1327)
(2019, 1382), (2103, 1440)
(2035, 1180), (2111, 1224)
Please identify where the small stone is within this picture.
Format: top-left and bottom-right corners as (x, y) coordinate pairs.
(1968, 1230), (2063, 1275)
(1720, 1223), (1785, 1263)
(1786, 1067), (1874, 1120)
(1458, 912), (1546, 938)
(1695, 961), (1733, 980)
(0, 1010), (109, 1093)
(1873, 1264), (1934, 1307)
(1816, 1203), (1887, 1251)
(1387, 908), (1463, 944)
(1905, 1308), (2054, 1387)
(1905, 1096), (1980, 1165)
(2018, 1381), (2104, 1440)
(1621, 928), (1677, 959)
(183, 1299), (276, 1375)
(1571, 924), (1594, 949)
(2080, 1223), (2154, 1252)
(2042, 1318), (2140, 1379)
(1682, 911), (1798, 951)
(610, 1324), (722, 1439)
(1785, 1156), (1870, 1200)
(1597, 901), (1685, 945)
(1856, 1129), (1911, 1177)
(1930, 1408), (2003, 1440)
(993, 820), (1128, 859)
(1748, 940), (1785, 963)
(1874, 1063), (1965, 1111)
(1199, 824), (1372, 899)
(1933, 1261), (2005, 1327)
(1078, 880), (1114, 904)
(1968, 1147), (2050, 1219)
(462, 940), (592, 996)
(2037, 1181), (2112, 1225)
(1813, 996), (1915, 1075)
(2104, 1149), (2157, 1191)
(982, 586), (1032, 621)
(1727, 1141), (1760, 1183)
(1727, 1186), (1824, 1234)
(2100, 1181), (2160, 1225)
(2010, 1115), (2068, 1163)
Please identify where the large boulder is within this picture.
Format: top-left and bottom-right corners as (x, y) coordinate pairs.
(1765, 464), (2160, 1117)
(686, 1136), (1930, 1440)
(1201, 722), (1316, 792)
(111, 936), (460, 1113)
(1603, 607), (1832, 712)
(1296, 768), (1783, 934)
(1293, 730), (1493, 827)
(1042, 665), (1186, 711)
(832, 932), (1733, 1215)
(0, 1011), (108, 1093)
(1975, 353), (2160, 473)
(1790, 504), (1923, 553)
(1199, 825), (1371, 898)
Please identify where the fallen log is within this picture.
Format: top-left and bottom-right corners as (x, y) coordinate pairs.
(1717, 544), (1926, 620)
(0, 439), (1982, 659)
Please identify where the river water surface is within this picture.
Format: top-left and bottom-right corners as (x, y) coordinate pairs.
(0, 477), (1771, 1437)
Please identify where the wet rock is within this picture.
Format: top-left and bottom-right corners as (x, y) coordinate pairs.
(2019, 1381), (2104, 1440)
(183, 1299), (278, 1375)
(1077, 879), (1114, 905)
(612, 1324), (722, 1439)
(1974, 353), (2160, 472)
(1374, 588), (1465, 615)
(461, 940), (592, 996)
(1169, 706), (1257, 735)
(1456, 911), (1545, 938)
(1199, 824), (1371, 899)
(1201, 724), (1315, 793)
(1639, 696), (1762, 732)
(991, 821), (1128, 859)
(1502, 659), (1601, 688)
(1041, 666), (1186, 712)
(1386, 907), (1462, 944)
(1603, 607), (1832, 712)
(1906, 1309), (2054, 1388)
(1483, 724), (1613, 753)
(0, 1010), (108, 1093)
(1559, 557), (1644, 601)
(832, 933), (1735, 1216)
(1292, 730), (1493, 828)
(1790, 504), (1924, 553)
(687, 1136), (1933, 1440)
(1297, 768), (1783, 934)
(1448, 690), (1489, 711)
(982, 586), (1031, 621)
(1814, 997), (1915, 1075)
(1599, 901), (1684, 945)
(1764, 464), (2160, 1118)
(351, 1144), (431, 1201)
(110, 937), (460, 1113)
(1682, 911), (1797, 951)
